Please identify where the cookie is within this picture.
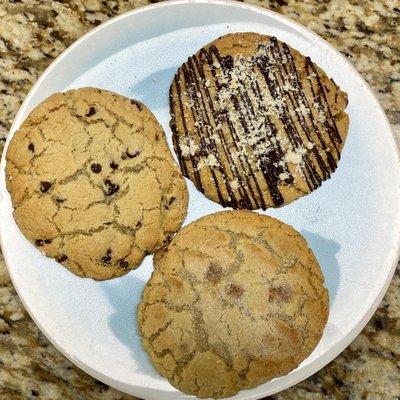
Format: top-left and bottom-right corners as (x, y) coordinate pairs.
(6, 87), (188, 280)
(138, 210), (329, 398)
(170, 32), (349, 210)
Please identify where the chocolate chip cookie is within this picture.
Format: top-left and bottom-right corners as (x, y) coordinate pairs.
(170, 32), (349, 210)
(138, 210), (329, 398)
(6, 87), (188, 280)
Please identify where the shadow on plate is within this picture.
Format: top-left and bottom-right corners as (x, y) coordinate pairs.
(301, 230), (341, 304)
(129, 67), (177, 111)
(100, 273), (157, 377)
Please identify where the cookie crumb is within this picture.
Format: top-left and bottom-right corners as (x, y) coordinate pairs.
(306, 141), (314, 150)
(230, 179), (240, 191)
(197, 154), (220, 170)
(180, 138), (199, 157)
(279, 172), (290, 181)
(284, 147), (307, 166)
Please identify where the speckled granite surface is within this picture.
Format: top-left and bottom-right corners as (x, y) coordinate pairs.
(0, 0), (399, 399)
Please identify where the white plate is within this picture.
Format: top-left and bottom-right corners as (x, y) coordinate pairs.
(1, 1), (399, 399)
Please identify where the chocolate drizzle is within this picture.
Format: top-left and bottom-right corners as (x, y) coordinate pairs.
(170, 35), (347, 209)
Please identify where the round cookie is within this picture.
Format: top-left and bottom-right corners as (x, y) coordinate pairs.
(138, 210), (329, 398)
(170, 32), (349, 210)
(6, 87), (188, 280)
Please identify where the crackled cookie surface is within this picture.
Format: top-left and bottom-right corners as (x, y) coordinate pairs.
(6, 87), (188, 280)
(170, 32), (349, 210)
(138, 211), (329, 398)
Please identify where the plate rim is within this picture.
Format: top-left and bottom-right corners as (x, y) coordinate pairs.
(1, 0), (400, 399)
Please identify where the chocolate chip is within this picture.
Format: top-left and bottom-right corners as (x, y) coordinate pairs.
(104, 179), (119, 196)
(126, 150), (140, 159)
(205, 263), (223, 284)
(57, 255), (68, 262)
(86, 106), (96, 117)
(220, 55), (234, 70)
(130, 99), (143, 111)
(55, 197), (65, 204)
(91, 163), (102, 173)
(238, 199), (248, 208)
(36, 238), (52, 246)
(31, 390), (39, 397)
(165, 196), (176, 210)
(28, 143), (35, 152)
(269, 285), (291, 303)
(136, 221), (142, 229)
(40, 181), (51, 193)
(226, 283), (244, 298)
(101, 249), (112, 264)
(110, 161), (119, 170)
(119, 260), (129, 268)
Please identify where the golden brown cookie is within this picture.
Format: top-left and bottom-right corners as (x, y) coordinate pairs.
(6, 87), (188, 280)
(138, 210), (329, 398)
(170, 32), (349, 210)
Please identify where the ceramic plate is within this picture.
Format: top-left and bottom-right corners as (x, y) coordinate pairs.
(1, 1), (399, 399)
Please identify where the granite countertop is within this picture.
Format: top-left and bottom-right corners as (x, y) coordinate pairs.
(0, 0), (399, 399)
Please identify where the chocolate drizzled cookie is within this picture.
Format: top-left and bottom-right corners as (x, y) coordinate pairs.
(170, 32), (349, 210)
